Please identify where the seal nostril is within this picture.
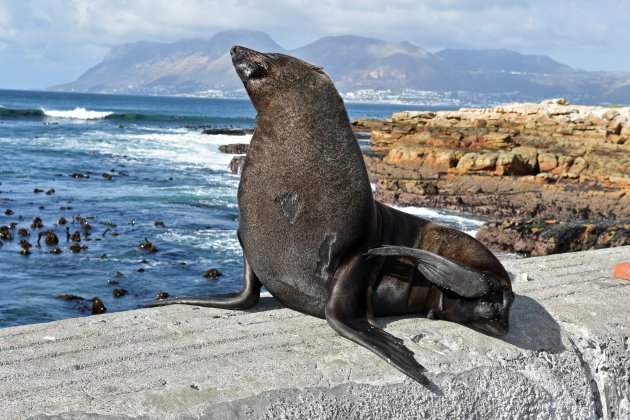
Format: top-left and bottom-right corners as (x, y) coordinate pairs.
(230, 46), (240, 57)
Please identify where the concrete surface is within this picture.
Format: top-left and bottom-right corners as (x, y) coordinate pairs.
(1, 246), (630, 419)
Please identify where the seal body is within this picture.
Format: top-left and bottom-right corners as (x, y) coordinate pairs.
(237, 63), (375, 317)
(147, 46), (514, 384)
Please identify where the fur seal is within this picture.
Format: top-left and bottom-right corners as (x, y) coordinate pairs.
(146, 46), (514, 385)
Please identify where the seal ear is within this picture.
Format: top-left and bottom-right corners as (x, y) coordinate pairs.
(235, 60), (268, 80)
(311, 65), (325, 75)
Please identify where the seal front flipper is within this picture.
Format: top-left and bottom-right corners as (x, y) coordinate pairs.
(144, 256), (262, 309)
(367, 246), (496, 299)
(325, 251), (429, 385)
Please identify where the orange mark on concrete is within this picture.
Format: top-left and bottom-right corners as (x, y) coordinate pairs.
(613, 262), (630, 281)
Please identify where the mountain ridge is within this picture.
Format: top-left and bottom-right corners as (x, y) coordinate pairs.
(51, 30), (630, 105)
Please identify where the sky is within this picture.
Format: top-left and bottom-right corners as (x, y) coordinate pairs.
(1, 0), (629, 90)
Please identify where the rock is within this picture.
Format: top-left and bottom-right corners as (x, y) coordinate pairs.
(218, 143), (250, 154)
(552, 155), (574, 175)
(541, 98), (569, 105)
(362, 100), (630, 240)
(0, 226), (12, 241)
(44, 230), (59, 246)
(383, 146), (427, 167)
(477, 133), (512, 149)
(229, 156), (246, 175)
(201, 128), (254, 136)
(606, 134), (626, 144)
(456, 152), (498, 172)
(31, 217), (44, 229)
(203, 268), (222, 279)
(69, 172), (90, 179)
(156, 291), (169, 300)
(455, 152), (477, 171)
(430, 150), (461, 169)
(139, 238), (158, 253)
(476, 220), (630, 257)
(112, 288), (128, 298)
(567, 156), (589, 177)
(537, 152), (558, 172)
(371, 173), (629, 222)
(399, 181), (439, 196)
(496, 146), (538, 176)
(91, 298), (106, 315)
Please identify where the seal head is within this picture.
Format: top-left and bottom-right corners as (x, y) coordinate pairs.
(231, 45), (329, 113)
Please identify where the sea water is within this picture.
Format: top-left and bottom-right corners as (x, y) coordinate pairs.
(0, 89), (483, 328)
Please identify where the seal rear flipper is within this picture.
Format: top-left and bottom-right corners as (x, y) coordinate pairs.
(144, 257), (262, 309)
(327, 316), (429, 385)
(326, 251), (430, 385)
(367, 246), (495, 299)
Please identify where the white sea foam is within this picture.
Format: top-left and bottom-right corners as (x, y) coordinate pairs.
(157, 229), (242, 254)
(42, 107), (114, 120)
(123, 131), (251, 170)
(393, 205), (484, 237)
(70, 129), (252, 173)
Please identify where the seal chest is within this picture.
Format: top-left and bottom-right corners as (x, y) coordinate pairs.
(238, 130), (373, 316)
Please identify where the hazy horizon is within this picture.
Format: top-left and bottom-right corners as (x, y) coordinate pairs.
(1, 0), (630, 90)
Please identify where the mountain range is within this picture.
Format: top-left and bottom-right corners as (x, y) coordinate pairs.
(51, 29), (630, 105)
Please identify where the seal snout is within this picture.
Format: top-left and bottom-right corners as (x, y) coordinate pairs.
(231, 45), (269, 83)
(230, 45), (244, 57)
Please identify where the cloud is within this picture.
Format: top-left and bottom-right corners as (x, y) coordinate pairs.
(0, 0), (629, 88)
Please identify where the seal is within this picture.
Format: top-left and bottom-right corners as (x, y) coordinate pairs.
(146, 46), (514, 385)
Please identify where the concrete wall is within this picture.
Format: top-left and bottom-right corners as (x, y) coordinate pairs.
(1, 246), (629, 419)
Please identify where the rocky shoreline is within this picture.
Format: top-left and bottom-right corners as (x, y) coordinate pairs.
(352, 99), (630, 255)
(217, 100), (629, 256)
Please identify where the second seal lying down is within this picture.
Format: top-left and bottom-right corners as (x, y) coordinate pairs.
(146, 46), (515, 385)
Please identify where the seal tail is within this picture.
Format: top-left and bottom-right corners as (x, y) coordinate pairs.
(366, 246), (494, 299)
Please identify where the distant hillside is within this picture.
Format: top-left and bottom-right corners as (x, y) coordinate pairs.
(435, 49), (573, 74)
(292, 36), (455, 91)
(51, 30), (630, 105)
(52, 30), (284, 95)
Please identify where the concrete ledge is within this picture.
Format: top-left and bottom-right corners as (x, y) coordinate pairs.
(2, 247), (630, 419)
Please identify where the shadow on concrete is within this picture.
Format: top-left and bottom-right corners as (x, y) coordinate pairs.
(377, 294), (565, 354)
(246, 295), (285, 313)
(251, 294), (565, 354)
(501, 294), (565, 353)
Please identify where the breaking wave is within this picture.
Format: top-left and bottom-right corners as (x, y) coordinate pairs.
(43, 107), (114, 119)
(0, 105), (254, 126)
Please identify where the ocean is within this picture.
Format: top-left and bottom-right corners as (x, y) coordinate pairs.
(0, 89), (484, 328)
